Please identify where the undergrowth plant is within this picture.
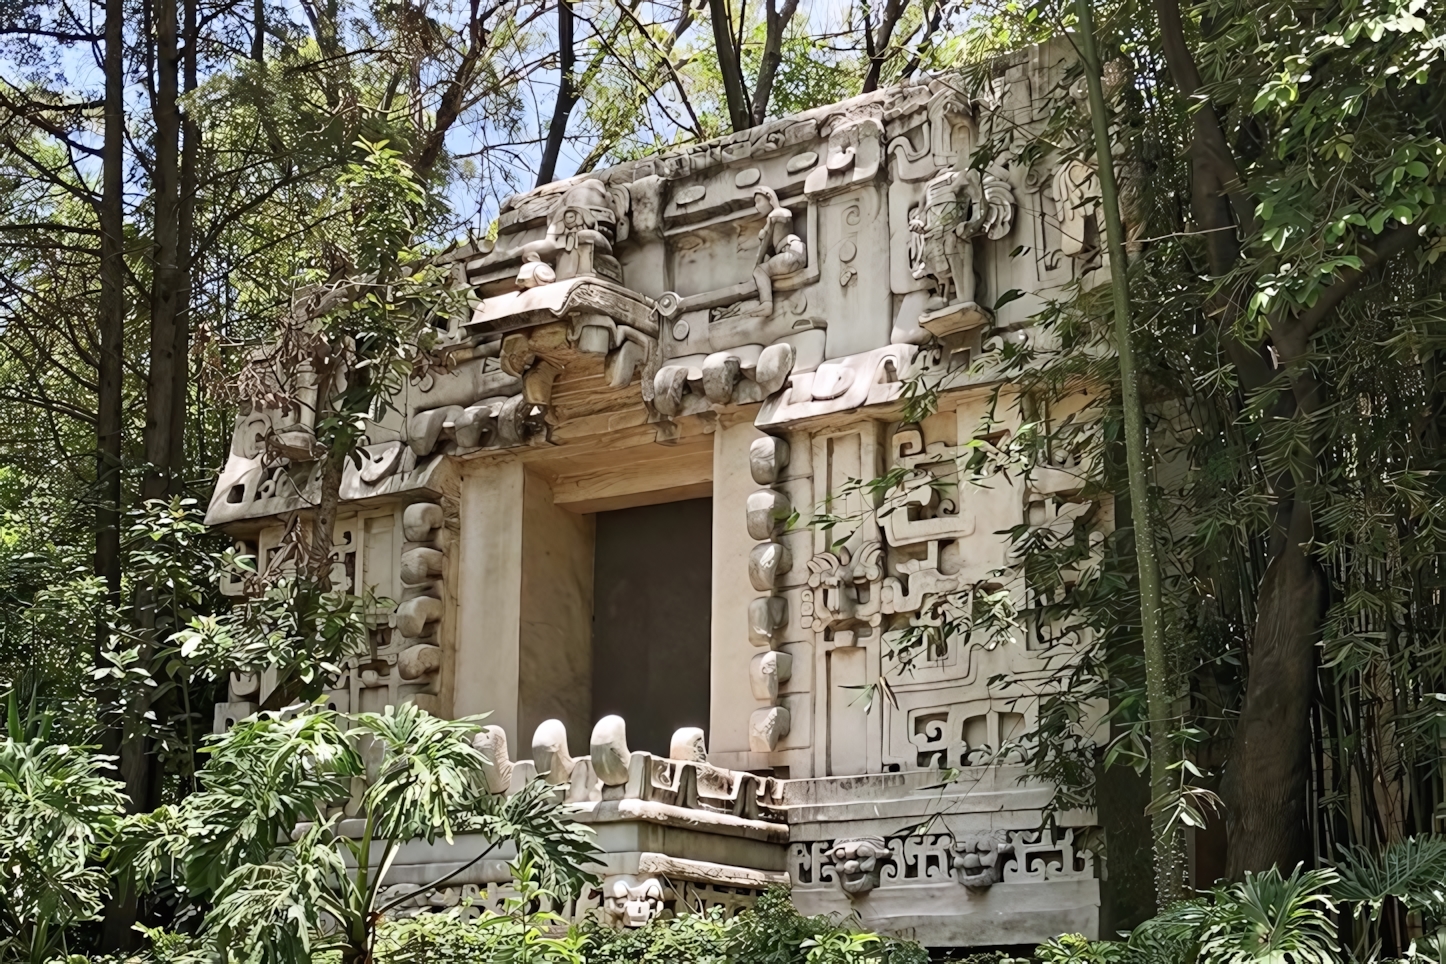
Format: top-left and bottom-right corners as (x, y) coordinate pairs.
(380, 887), (926, 964)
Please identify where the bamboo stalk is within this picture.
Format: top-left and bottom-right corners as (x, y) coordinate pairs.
(1072, 0), (1186, 905)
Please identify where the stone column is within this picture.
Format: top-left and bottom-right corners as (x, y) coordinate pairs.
(451, 457), (595, 756)
(708, 412), (767, 769)
(451, 458), (526, 739)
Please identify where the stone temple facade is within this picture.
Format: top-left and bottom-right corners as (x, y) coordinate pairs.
(207, 39), (1118, 947)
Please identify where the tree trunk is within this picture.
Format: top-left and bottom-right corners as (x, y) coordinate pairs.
(1221, 499), (1324, 876)
(707, 0), (751, 131)
(1150, 0), (1274, 389)
(96, 0), (131, 947)
(749, 0), (799, 126)
(1076, 0), (1185, 904)
(262, 351), (345, 712)
(1149, 0), (1324, 878)
(119, 0), (188, 863)
(142, 0), (182, 501)
(170, 0), (197, 491)
(308, 444), (342, 592)
(859, 0), (905, 93)
(251, 0), (264, 60)
(535, 0), (575, 187)
(95, 0), (125, 618)
(898, 2), (944, 81)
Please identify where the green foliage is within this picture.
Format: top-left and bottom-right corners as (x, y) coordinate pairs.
(169, 578), (371, 702)
(204, 823), (349, 964)
(1036, 866), (1338, 964)
(1334, 835), (1446, 925)
(110, 701), (597, 963)
(1333, 835), (1446, 960)
(838, 0), (1446, 899)
(574, 2), (959, 169)
(379, 860), (586, 964)
(380, 887), (925, 964)
(580, 906), (729, 964)
(0, 719), (126, 963)
(1037, 932), (1129, 964)
(1197, 868), (1339, 964)
(84, 499), (375, 794)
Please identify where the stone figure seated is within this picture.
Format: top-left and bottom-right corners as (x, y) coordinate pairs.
(747, 185), (807, 317)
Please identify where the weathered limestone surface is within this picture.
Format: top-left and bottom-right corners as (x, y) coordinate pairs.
(207, 40), (1114, 946)
(451, 460), (524, 728)
(519, 472), (595, 754)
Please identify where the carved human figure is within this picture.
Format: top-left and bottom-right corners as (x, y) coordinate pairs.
(748, 186), (807, 317)
(910, 169), (1015, 308)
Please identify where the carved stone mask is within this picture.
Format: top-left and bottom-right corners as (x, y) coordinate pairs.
(951, 832), (1014, 888)
(605, 877), (665, 928)
(829, 837), (892, 896)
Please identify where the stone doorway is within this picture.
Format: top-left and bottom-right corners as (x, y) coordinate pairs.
(590, 498), (713, 755)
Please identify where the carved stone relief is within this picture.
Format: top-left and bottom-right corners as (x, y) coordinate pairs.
(789, 827), (1093, 894)
(824, 837), (894, 896)
(314, 501), (452, 719)
(747, 435), (793, 752)
(603, 876), (666, 928)
(899, 698), (1034, 771)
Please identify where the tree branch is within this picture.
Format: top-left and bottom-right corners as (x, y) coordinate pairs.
(612, 0), (703, 139)
(536, 0), (576, 186)
(708, 0), (751, 131)
(1151, 0), (1250, 269)
(1272, 223), (1425, 357)
(372, 839), (500, 916)
(750, 0), (800, 126)
(899, 0), (944, 80)
(861, 0), (907, 93)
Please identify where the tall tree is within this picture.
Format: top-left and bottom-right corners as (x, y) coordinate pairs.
(1143, 0), (1431, 878)
(96, 0), (125, 606)
(707, 0), (801, 130)
(1074, 0), (1183, 903)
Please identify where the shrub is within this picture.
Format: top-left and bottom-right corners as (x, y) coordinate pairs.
(378, 886), (927, 964)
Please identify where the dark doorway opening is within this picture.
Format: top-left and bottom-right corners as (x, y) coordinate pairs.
(591, 498), (712, 755)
